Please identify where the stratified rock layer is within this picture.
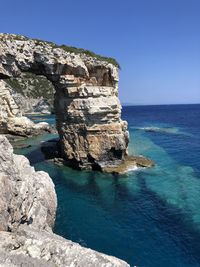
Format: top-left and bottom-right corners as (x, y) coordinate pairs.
(0, 33), (129, 169)
(0, 135), (130, 267)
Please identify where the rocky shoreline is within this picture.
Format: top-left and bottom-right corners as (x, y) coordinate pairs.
(0, 135), (130, 267)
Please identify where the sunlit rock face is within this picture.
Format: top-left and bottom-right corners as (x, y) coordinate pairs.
(0, 33), (129, 170)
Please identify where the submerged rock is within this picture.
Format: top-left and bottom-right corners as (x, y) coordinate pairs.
(0, 135), (130, 266)
(102, 155), (155, 174)
(11, 143), (32, 149)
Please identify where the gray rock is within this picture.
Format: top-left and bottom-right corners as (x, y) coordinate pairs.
(0, 135), (57, 232)
(0, 227), (129, 267)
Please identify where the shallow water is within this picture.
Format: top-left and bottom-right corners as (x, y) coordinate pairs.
(16, 104), (200, 267)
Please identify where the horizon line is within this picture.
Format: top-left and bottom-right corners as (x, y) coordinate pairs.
(122, 103), (200, 107)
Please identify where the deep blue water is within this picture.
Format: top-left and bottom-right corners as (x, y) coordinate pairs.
(15, 104), (200, 267)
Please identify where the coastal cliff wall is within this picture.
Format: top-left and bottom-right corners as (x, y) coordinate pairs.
(6, 72), (55, 114)
(0, 33), (129, 170)
(0, 135), (130, 267)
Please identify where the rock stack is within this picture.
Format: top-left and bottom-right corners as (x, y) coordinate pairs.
(0, 33), (129, 169)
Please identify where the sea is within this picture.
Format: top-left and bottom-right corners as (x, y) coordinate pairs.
(14, 104), (200, 267)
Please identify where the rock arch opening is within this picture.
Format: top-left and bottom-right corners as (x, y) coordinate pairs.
(5, 72), (55, 115)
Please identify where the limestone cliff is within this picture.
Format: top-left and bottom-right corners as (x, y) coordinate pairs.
(0, 33), (129, 170)
(0, 135), (130, 267)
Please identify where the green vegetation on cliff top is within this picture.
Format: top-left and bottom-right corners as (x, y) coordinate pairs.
(1, 33), (120, 68)
(6, 73), (54, 102)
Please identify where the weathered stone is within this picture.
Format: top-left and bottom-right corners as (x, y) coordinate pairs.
(0, 226), (130, 267)
(0, 135), (57, 232)
(0, 33), (129, 170)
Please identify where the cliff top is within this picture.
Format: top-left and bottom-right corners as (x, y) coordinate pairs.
(0, 33), (120, 68)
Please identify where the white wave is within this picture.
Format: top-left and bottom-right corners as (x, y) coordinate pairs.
(131, 126), (189, 135)
(127, 165), (139, 172)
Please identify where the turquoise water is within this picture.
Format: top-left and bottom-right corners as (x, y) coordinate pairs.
(27, 114), (56, 125)
(16, 105), (200, 267)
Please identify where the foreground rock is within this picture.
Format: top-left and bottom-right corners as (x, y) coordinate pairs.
(0, 135), (130, 266)
(0, 33), (129, 170)
(0, 227), (129, 267)
(0, 135), (57, 232)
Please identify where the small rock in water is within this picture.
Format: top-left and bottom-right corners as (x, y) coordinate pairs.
(102, 155), (155, 174)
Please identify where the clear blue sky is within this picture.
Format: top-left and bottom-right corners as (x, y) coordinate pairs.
(1, 0), (200, 105)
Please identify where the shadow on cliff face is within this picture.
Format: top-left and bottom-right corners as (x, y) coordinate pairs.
(13, 134), (59, 164)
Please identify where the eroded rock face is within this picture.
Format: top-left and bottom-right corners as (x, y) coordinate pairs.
(0, 135), (57, 232)
(0, 135), (130, 266)
(0, 80), (20, 133)
(0, 33), (129, 170)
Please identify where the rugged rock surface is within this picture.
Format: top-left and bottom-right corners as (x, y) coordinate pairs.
(0, 227), (129, 267)
(0, 80), (20, 133)
(0, 135), (130, 267)
(0, 33), (129, 170)
(0, 135), (57, 232)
